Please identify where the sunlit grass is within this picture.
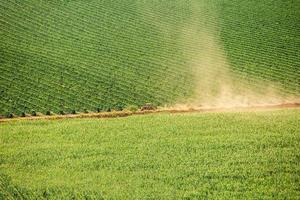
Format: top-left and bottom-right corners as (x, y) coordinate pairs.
(1, 108), (299, 199)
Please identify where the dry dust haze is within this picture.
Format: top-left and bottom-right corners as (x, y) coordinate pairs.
(172, 1), (299, 110)
(138, 0), (299, 110)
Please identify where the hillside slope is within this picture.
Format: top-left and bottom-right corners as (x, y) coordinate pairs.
(0, 0), (299, 116)
(1, 109), (300, 199)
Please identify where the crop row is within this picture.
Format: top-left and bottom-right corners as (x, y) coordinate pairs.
(1, 0), (299, 116)
(0, 42), (192, 100)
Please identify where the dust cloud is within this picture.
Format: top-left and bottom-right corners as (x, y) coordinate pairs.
(137, 1), (299, 110)
(171, 1), (299, 110)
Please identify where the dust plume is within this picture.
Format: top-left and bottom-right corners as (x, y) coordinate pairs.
(136, 0), (299, 110)
(172, 1), (299, 109)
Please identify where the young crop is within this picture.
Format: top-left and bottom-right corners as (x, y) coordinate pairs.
(0, 0), (298, 116)
(0, 109), (299, 199)
(125, 105), (139, 112)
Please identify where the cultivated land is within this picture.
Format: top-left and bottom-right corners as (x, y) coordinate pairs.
(0, 0), (299, 199)
(1, 0), (299, 116)
(1, 108), (300, 199)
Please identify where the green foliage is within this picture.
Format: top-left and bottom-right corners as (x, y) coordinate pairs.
(0, 174), (104, 199)
(0, 0), (194, 115)
(58, 110), (65, 115)
(45, 111), (51, 116)
(83, 109), (88, 114)
(0, 0), (298, 115)
(125, 105), (139, 112)
(20, 112), (26, 117)
(0, 109), (299, 199)
(218, 1), (300, 93)
(114, 102), (125, 111)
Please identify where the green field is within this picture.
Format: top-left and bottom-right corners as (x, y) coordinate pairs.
(1, 0), (299, 116)
(1, 108), (299, 199)
(1, 1), (299, 199)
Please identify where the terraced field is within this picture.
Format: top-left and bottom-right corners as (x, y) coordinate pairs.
(0, 0), (299, 116)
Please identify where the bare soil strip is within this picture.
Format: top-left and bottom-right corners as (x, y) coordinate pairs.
(0, 103), (299, 123)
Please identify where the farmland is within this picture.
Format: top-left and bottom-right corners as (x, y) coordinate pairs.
(219, 1), (300, 91)
(0, 1), (299, 199)
(0, 108), (299, 199)
(0, 0), (299, 116)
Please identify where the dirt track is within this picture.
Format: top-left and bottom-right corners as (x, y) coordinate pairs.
(0, 103), (299, 123)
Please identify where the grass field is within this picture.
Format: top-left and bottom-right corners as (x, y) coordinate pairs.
(1, 108), (299, 199)
(1, 0), (299, 116)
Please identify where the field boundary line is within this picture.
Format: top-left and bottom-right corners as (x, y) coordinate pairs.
(0, 103), (299, 124)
